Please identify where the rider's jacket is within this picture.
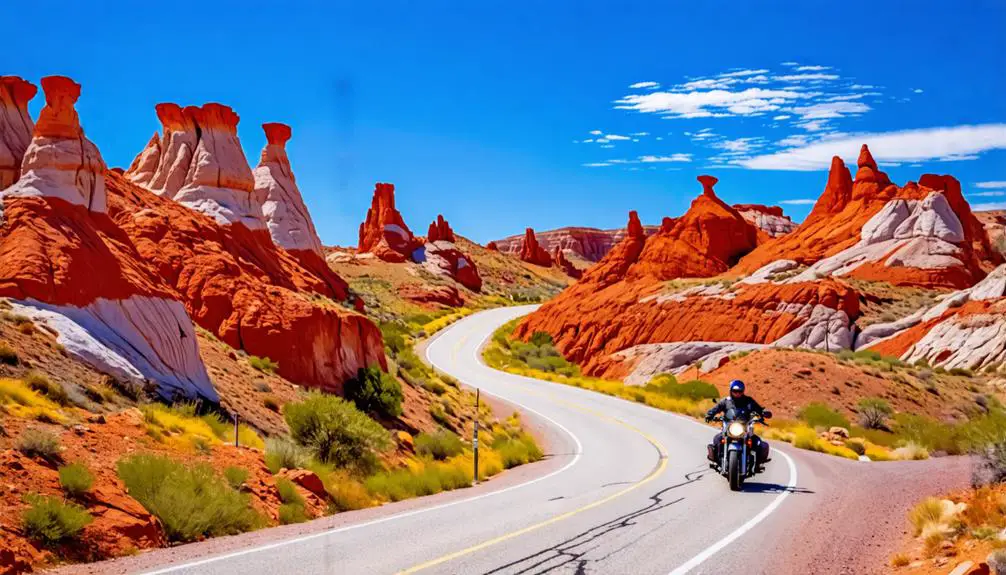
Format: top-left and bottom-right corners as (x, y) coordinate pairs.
(706, 395), (765, 421)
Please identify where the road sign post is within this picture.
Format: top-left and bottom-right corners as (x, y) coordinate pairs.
(233, 413), (239, 447)
(473, 388), (480, 485)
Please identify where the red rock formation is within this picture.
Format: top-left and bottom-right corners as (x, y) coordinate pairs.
(0, 76), (215, 401)
(427, 214), (456, 243)
(519, 228), (553, 267)
(492, 224), (660, 262)
(734, 145), (1000, 289)
(486, 241), (499, 251)
(106, 171), (383, 392)
(553, 246), (582, 279)
(125, 103), (262, 229)
(397, 283), (465, 307)
(0, 76), (36, 189)
(358, 183), (422, 262)
(732, 204), (796, 237)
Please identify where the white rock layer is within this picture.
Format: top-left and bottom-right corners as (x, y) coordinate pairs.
(254, 128), (324, 255)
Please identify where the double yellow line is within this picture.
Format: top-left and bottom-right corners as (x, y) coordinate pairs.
(399, 336), (669, 573)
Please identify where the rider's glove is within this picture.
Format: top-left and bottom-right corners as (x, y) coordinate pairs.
(704, 415), (712, 423)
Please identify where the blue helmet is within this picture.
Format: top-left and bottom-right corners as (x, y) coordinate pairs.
(729, 380), (745, 394)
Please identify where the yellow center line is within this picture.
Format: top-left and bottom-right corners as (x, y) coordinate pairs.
(400, 335), (669, 574)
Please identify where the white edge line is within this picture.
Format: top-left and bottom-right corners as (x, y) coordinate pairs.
(666, 448), (798, 575)
(142, 308), (580, 575)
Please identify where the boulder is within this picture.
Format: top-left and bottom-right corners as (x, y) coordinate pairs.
(397, 283), (464, 307)
(278, 469), (327, 500)
(519, 228), (553, 267)
(0, 76), (36, 190)
(485, 241), (499, 251)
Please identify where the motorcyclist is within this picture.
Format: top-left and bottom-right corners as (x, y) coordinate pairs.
(705, 380), (770, 470)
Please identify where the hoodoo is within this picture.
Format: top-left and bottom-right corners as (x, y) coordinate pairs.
(125, 103), (264, 229)
(358, 183), (422, 262)
(0, 76), (36, 190)
(519, 228), (553, 267)
(0, 76), (216, 401)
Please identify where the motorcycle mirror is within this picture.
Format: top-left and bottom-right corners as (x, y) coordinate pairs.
(762, 410), (773, 419)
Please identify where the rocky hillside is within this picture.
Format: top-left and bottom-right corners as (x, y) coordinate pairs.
(516, 145), (1004, 387)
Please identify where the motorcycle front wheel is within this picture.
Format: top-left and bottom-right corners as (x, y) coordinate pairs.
(727, 450), (743, 491)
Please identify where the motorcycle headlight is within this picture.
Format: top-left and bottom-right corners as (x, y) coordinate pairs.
(727, 421), (746, 439)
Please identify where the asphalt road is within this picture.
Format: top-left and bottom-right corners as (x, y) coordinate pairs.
(114, 305), (969, 575)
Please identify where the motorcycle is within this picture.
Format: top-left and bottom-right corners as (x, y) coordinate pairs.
(708, 410), (772, 491)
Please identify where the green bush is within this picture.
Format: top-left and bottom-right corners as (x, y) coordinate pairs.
(529, 331), (554, 347)
(18, 428), (61, 463)
(492, 433), (544, 469)
(0, 343), (20, 366)
(117, 454), (262, 542)
(248, 355), (279, 374)
(344, 366), (403, 419)
(415, 429), (465, 461)
(264, 437), (310, 474)
(857, 397), (893, 430)
(798, 402), (850, 430)
(364, 460), (471, 502)
(949, 367), (974, 377)
(429, 404), (451, 428)
(422, 379), (448, 396)
(275, 477), (304, 505)
(21, 493), (92, 546)
(284, 392), (392, 472)
(24, 372), (69, 406)
(58, 463), (95, 497)
(224, 466), (249, 490)
(646, 374), (719, 402)
(278, 503), (308, 525)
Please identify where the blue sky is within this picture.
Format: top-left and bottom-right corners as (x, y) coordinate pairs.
(10, 1), (1006, 245)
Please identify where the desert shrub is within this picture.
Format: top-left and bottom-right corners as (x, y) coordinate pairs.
(844, 438), (867, 456)
(422, 379), (448, 396)
(275, 477), (304, 505)
(440, 374), (459, 388)
(284, 392), (392, 472)
(365, 457), (472, 502)
(84, 384), (116, 404)
(24, 372), (68, 406)
(798, 402), (850, 430)
(890, 554), (910, 568)
(380, 323), (407, 356)
(892, 413), (960, 454)
(909, 497), (955, 536)
(492, 433), (543, 469)
(263, 396), (281, 412)
(323, 469), (373, 512)
(857, 397), (893, 430)
(646, 374), (719, 402)
(21, 493), (92, 546)
(529, 331), (553, 347)
(264, 437), (311, 474)
(224, 466), (249, 490)
(429, 404), (451, 427)
(972, 440), (1006, 487)
(949, 367), (973, 377)
(0, 343), (20, 366)
(248, 355), (279, 374)
(117, 454), (262, 542)
(18, 428), (61, 462)
(344, 366), (403, 419)
(278, 503), (308, 525)
(58, 463), (95, 497)
(892, 442), (929, 461)
(415, 429), (465, 461)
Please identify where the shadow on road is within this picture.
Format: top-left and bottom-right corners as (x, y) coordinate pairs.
(741, 482), (815, 495)
(482, 469), (708, 575)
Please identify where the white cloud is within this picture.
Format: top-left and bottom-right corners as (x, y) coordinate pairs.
(779, 199), (817, 205)
(615, 87), (817, 118)
(913, 88), (924, 94)
(582, 139), (594, 143)
(600, 144), (615, 148)
(792, 101), (870, 120)
(795, 65), (830, 72)
(969, 191), (1006, 197)
(975, 181), (1006, 189)
(797, 119), (831, 132)
(778, 134), (810, 147)
(589, 130), (603, 135)
(772, 73), (840, 82)
(971, 202), (1006, 211)
(631, 132), (649, 136)
(739, 124), (1006, 171)
(638, 154), (692, 163)
(773, 114), (792, 120)
(679, 78), (737, 90)
(596, 138), (609, 143)
(849, 84), (876, 90)
(605, 134), (631, 141)
(655, 136), (663, 141)
(711, 137), (764, 154)
(629, 81), (660, 89)
(582, 162), (611, 167)
(718, 69), (770, 78)
(781, 61), (799, 66)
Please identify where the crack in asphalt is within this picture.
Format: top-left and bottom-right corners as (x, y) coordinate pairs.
(481, 469), (709, 575)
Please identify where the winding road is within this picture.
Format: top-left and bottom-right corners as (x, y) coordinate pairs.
(74, 306), (971, 575)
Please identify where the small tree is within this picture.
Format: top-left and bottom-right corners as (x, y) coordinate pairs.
(857, 397), (893, 430)
(344, 366), (403, 419)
